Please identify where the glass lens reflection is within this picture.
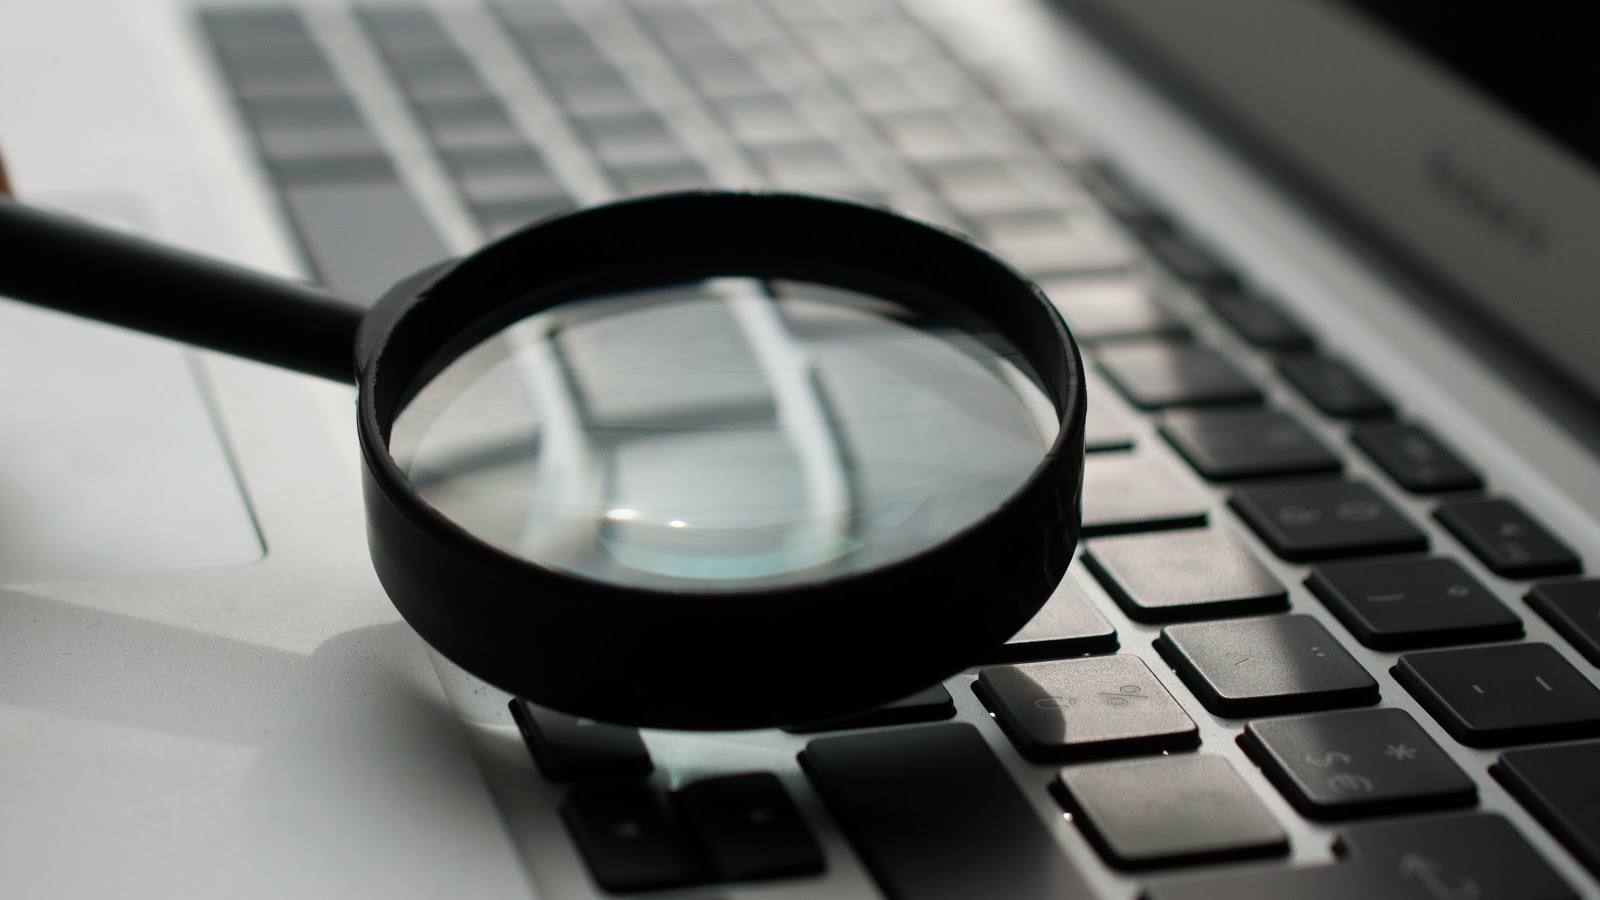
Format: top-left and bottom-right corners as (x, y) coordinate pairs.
(388, 278), (1056, 591)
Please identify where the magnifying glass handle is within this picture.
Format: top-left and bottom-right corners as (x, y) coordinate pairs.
(0, 198), (366, 383)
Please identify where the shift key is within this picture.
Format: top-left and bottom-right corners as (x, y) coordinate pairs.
(802, 723), (1092, 900)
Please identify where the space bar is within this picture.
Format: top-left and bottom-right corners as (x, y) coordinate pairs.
(802, 723), (1093, 900)
(280, 180), (450, 301)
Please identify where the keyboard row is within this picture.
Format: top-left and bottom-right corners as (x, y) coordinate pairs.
(533, 708), (1600, 897)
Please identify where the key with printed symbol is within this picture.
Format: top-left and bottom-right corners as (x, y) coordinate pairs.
(1334, 812), (1578, 900)
(1277, 353), (1393, 419)
(1435, 498), (1581, 578)
(1230, 479), (1427, 561)
(1239, 708), (1476, 819)
(561, 783), (707, 893)
(974, 654), (1198, 761)
(1307, 556), (1522, 649)
(1156, 614), (1379, 717)
(1352, 421), (1482, 494)
(1395, 642), (1600, 746)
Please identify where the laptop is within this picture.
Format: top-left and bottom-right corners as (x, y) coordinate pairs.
(2, 0), (1598, 897)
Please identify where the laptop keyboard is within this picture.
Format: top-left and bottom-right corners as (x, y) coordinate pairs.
(198, 1), (1600, 897)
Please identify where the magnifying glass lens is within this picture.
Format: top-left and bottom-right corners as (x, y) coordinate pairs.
(388, 276), (1057, 592)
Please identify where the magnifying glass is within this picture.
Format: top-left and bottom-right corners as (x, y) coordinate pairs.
(0, 192), (1086, 730)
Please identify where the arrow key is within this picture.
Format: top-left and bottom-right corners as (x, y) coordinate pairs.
(1335, 812), (1577, 900)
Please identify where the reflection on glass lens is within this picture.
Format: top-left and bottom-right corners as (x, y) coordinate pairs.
(387, 277), (1057, 591)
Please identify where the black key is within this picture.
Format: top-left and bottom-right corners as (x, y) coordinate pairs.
(980, 575), (1118, 662)
(1527, 580), (1600, 667)
(1206, 288), (1313, 350)
(1157, 614), (1379, 717)
(1277, 354), (1393, 419)
(1396, 643), (1600, 746)
(1037, 277), (1187, 344)
(1082, 452), (1208, 536)
(1096, 341), (1262, 410)
(1053, 755), (1287, 869)
(1144, 862), (1414, 900)
(975, 654), (1198, 762)
(1229, 479), (1428, 561)
(673, 773), (824, 881)
(279, 181), (450, 297)
(1352, 422), (1482, 493)
(1307, 556), (1522, 650)
(802, 723), (1095, 900)
(1078, 162), (1169, 232)
(1495, 742), (1600, 878)
(1239, 708), (1476, 820)
(1160, 407), (1340, 480)
(508, 699), (653, 782)
(562, 783), (706, 892)
(1335, 812), (1578, 900)
(1144, 232), (1240, 288)
(1435, 498), (1582, 578)
(1083, 528), (1287, 623)
(781, 685), (954, 734)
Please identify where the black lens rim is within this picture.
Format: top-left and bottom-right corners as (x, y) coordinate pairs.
(354, 192), (1086, 729)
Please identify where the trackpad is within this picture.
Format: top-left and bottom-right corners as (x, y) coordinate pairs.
(0, 211), (263, 582)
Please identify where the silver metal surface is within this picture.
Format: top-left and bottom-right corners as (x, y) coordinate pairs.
(3, 0), (1599, 898)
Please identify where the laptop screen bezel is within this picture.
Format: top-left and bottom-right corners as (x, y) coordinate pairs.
(1057, 0), (1600, 418)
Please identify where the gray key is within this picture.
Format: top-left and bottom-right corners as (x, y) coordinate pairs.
(1082, 453), (1208, 536)
(1096, 341), (1262, 410)
(978, 210), (1135, 276)
(1084, 396), (1134, 452)
(975, 654), (1198, 761)
(803, 723), (1094, 900)
(1053, 755), (1288, 869)
(1157, 614), (1379, 717)
(1038, 277), (1187, 344)
(979, 575), (1117, 662)
(280, 181), (449, 298)
(1084, 527), (1287, 623)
